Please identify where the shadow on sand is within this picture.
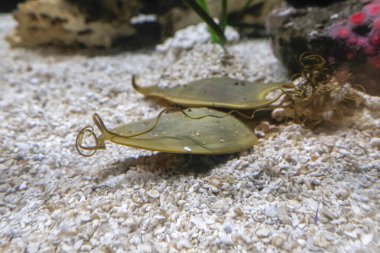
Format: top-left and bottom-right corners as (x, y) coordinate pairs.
(94, 152), (237, 183)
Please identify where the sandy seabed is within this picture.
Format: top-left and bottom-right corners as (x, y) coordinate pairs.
(0, 14), (380, 253)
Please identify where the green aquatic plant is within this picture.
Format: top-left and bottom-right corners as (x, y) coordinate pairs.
(76, 53), (361, 157)
(181, 0), (228, 46)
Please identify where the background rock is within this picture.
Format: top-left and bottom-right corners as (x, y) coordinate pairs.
(267, 0), (380, 96)
(7, 0), (140, 48)
(7, 0), (282, 49)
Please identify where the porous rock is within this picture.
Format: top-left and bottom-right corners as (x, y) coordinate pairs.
(267, 0), (380, 96)
(7, 0), (139, 48)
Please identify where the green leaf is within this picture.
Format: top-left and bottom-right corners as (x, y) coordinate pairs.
(76, 108), (257, 156)
(182, 0), (227, 46)
(133, 76), (285, 110)
(197, 0), (209, 12)
(220, 0), (228, 32)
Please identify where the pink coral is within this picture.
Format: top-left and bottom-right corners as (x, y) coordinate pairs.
(329, 0), (380, 67)
(350, 11), (366, 26)
(364, 1), (380, 17)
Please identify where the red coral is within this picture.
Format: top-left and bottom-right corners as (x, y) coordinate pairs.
(374, 18), (380, 30)
(350, 11), (366, 26)
(356, 37), (366, 47)
(364, 1), (380, 17)
(329, 1), (380, 59)
(337, 27), (350, 39)
(370, 31), (380, 46)
(327, 1), (380, 95)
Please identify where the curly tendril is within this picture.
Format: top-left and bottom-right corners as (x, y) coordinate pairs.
(75, 125), (105, 157)
(283, 52), (360, 127)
